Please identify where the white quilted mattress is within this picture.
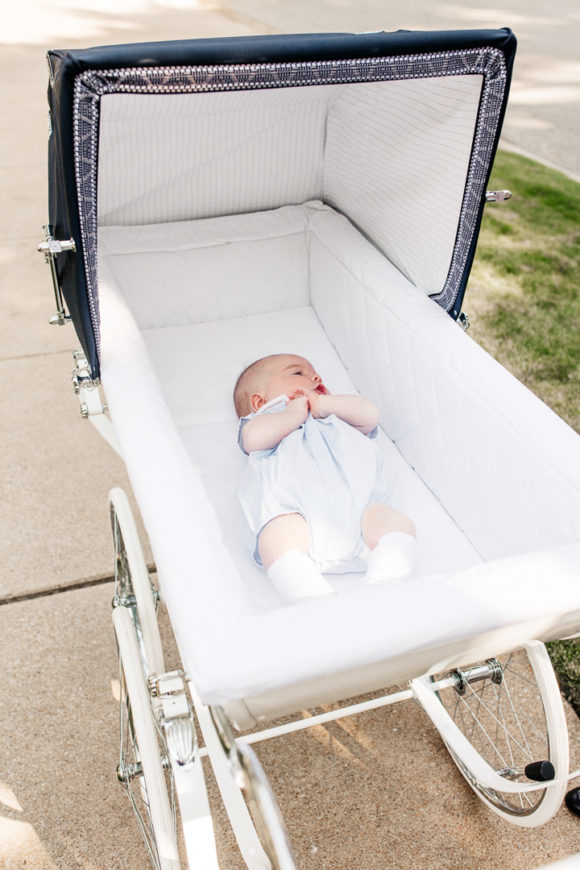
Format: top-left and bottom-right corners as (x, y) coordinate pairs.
(142, 305), (481, 611)
(98, 202), (580, 716)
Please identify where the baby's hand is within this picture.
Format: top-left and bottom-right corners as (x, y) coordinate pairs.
(301, 388), (330, 419)
(285, 394), (309, 425)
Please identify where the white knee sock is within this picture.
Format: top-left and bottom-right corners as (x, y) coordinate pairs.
(267, 550), (334, 603)
(364, 532), (417, 586)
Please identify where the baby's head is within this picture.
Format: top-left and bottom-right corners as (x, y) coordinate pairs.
(233, 354), (328, 417)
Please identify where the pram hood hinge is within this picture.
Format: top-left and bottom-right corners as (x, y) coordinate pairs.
(71, 350), (123, 455)
(486, 189), (512, 203)
(458, 311), (471, 332)
(72, 349), (100, 393)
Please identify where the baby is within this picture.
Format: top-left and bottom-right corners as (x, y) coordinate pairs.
(234, 353), (416, 603)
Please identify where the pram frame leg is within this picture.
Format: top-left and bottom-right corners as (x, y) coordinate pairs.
(189, 682), (297, 870)
(168, 744), (220, 869)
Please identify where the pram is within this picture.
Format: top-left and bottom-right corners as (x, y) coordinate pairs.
(40, 28), (580, 869)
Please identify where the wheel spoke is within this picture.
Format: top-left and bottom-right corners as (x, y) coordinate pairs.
(456, 676), (539, 761)
(501, 671), (535, 760)
(453, 687), (511, 769)
(433, 646), (565, 818)
(111, 494), (178, 868)
(119, 667), (164, 869)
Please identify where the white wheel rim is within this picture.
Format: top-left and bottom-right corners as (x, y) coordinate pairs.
(114, 606), (180, 868)
(413, 642), (568, 827)
(110, 487), (165, 675)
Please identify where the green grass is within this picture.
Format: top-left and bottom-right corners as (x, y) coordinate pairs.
(466, 150), (580, 713)
(468, 150), (580, 433)
(545, 639), (580, 716)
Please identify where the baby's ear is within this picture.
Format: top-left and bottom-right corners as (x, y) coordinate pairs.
(250, 393), (265, 412)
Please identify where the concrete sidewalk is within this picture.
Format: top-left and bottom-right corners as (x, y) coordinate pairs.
(1, 2), (579, 868)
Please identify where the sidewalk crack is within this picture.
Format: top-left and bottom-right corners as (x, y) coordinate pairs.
(0, 564), (156, 606)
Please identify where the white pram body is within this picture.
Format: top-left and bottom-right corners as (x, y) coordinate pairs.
(43, 28), (580, 868)
(99, 199), (580, 721)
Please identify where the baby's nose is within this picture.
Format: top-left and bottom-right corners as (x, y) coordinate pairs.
(312, 373), (321, 383)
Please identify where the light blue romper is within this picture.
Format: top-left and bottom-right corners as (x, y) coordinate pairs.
(237, 395), (391, 572)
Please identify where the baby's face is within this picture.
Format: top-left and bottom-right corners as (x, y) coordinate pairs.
(252, 355), (328, 410)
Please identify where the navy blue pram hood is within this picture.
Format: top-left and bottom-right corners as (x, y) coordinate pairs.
(46, 28), (516, 379)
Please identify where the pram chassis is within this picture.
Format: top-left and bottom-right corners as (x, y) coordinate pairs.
(41, 27), (580, 870)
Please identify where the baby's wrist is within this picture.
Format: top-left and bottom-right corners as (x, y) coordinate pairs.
(285, 399), (307, 420)
(314, 393), (331, 416)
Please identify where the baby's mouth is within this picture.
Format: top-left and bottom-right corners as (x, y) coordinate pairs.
(315, 383), (328, 394)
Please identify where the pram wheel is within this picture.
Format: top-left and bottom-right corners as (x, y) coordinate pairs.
(114, 604), (180, 869)
(110, 488), (180, 868)
(413, 642), (568, 826)
(110, 487), (165, 675)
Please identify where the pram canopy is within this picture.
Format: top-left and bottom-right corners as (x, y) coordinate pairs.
(47, 28), (516, 378)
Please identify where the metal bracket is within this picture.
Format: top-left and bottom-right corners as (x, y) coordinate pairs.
(149, 670), (198, 767)
(72, 350), (103, 421)
(70, 350), (123, 456)
(37, 224), (76, 325)
(485, 189), (512, 203)
(458, 311), (470, 332)
(72, 350), (99, 394)
(38, 237), (76, 256)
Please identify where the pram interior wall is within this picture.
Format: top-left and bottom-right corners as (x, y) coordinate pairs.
(97, 75), (482, 298)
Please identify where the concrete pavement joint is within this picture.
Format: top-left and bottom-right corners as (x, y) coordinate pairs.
(0, 563), (156, 605)
(0, 574), (114, 606)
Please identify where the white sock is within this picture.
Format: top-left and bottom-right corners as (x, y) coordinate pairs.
(267, 550), (334, 603)
(364, 532), (417, 586)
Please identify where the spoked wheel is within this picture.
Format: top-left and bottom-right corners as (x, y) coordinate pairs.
(110, 488), (180, 868)
(413, 642), (569, 826)
(110, 487), (165, 675)
(114, 606), (180, 869)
